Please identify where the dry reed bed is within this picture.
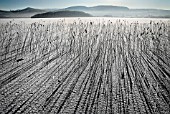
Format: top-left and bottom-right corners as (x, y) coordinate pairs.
(0, 19), (170, 114)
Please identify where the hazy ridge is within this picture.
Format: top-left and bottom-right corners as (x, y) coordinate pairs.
(31, 11), (92, 18)
(0, 5), (170, 18)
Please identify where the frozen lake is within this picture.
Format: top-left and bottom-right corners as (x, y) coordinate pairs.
(0, 17), (170, 24)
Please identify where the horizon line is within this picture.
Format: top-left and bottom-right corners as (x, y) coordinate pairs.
(1, 5), (170, 11)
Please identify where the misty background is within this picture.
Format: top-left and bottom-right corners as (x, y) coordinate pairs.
(0, 0), (170, 18)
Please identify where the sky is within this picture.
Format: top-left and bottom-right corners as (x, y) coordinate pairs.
(0, 0), (170, 10)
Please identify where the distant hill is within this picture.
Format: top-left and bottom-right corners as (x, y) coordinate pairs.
(65, 5), (129, 11)
(0, 7), (46, 18)
(10, 7), (45, 13)
(64, 5), (170, 17)
(0, 5), (170, 18)
(0, 10), (9, 13)
(65, 6), (89, 11)
(44, 8), (59, 12)
(31, 11), (92, 18)
(64, 5), (129, 16)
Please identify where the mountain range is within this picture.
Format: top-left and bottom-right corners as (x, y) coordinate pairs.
(0, 7), (46, 18)
(0, 5), (170, 18)
(31, 11), (92, 18)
